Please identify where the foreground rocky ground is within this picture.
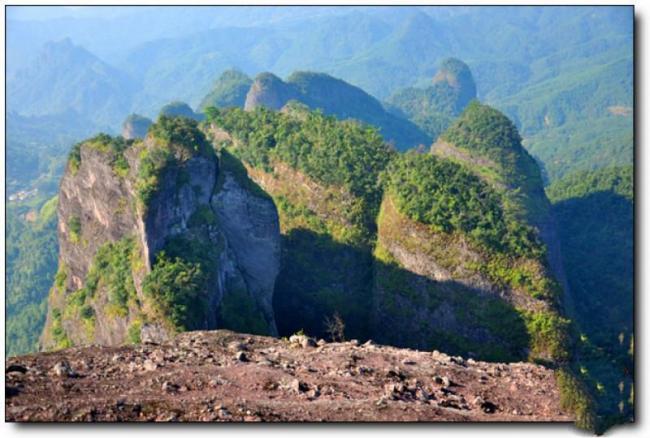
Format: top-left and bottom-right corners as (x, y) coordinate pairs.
(6, 330), (572, 422)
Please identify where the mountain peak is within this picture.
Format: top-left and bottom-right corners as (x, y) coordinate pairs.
(216, 68), (250, 83)
(240, 70), (429, 148)
(244, 72), (299, 111)
(433, 57), (477, 100)
(121, 113), (152, 140)
(44, 37), (75, 50)
(198, 69), (252, 111)
(440, 100), (522, 154)
(39, 38), (96, 64)
(159, 101), (202, 121)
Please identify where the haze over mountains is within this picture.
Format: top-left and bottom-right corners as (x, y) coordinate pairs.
(5, 5), (634, 433)
(7, 6), (632, 183)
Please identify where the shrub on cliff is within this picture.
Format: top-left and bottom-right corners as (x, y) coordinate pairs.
(142, 252), (208, 332)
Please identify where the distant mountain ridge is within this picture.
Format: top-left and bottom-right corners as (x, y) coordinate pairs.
(7, 38), (135, 128)
(7, 7), (632, 180)
(239, 70), (432, 149)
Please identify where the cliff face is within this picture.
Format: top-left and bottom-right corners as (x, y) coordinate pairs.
(432, 101), (573, 316)
(372, 195), (551, 362)
(205, 104), (570, 365)
(41, 118), (280, 350)
(244, 161), (374, 341)
(370, 102), (569, 363)
(211, 171), (281, 336)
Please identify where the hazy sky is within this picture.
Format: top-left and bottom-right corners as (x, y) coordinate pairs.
(7, 6), (134, 21)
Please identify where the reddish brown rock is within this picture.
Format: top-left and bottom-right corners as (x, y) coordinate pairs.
(6, 330), (572, 423)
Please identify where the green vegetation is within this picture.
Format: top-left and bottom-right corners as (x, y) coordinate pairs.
(548, 166), (633, 427)
(39, 196), (58, 223)
(68, 133), (134, 178)
(135, 146), (173, 207)
(387, 58), (476, 139)
(441, 101), (545, 197)
(546, 165), (632, 203)
(54, 264), (67, 290)
(67, 216), (81, 243)
(500, 57), (632, 182)
(206, 106), (392, 235)
(136, 115), (215, 208)
(521, 310), (570, 362)
(68, 142), (82, 175)
(127, 319), (143, 344)
(187, 205), (217, 228)
(6, 195), (59, 357)
(143, 233), (221, 332)
(386, 152), (543, 259)
(219, 289), (269, 335)
(198, 69), (252, 111)
(149, 115), (212, 156)
(142, 252), (208, 332)
(556, 368), (597, 431)
(50, 308), (73, 350)
(74, 237), (138, 318)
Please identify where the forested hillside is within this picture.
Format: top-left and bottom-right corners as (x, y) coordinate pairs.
(5, 6), (633, 433)
(547, 166), (634, 429)
(6, 196), (59, 356)
(387, 58), (477, 140)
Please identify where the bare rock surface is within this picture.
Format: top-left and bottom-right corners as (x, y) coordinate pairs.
(6, 330), (572, 423)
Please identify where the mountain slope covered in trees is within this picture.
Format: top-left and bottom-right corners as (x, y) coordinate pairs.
(5, 6), (633, 433)
(547, 166), (633, 428)
(386, 57), (477, 140)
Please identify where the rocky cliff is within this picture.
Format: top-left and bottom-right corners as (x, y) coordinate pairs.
(432, 101), (574, 316)
(41, 116), (280, 350)
(205, 104), (570, 368)
(369, 102), (569, 363)
(204, 106), (391, 341)
(7, 330), (572, 423)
